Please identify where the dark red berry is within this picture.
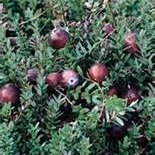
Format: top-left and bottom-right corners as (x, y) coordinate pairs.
(26, 68), (38, 84)
(136, 135), (148, 148)
(88, 63), (108, 83)
(48, 28), (69, 49)
(102, 23), (114, 36)
(45, 72), (61, 89)
(108, 124), (127, 140)
(124, 109), (143, 126)
(8, 37), (17, 48)
(123, 88), (140, 105)
(124, 32), (139, 54)
(0, 83), (20, 104)
(108, 86), (118, 96)
(61, 70), (79, 88)
(57, 103), (73, 128)
(59, 102), (72, 115)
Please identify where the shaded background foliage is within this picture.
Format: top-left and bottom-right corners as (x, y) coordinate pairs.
(0, 0), (155, 154)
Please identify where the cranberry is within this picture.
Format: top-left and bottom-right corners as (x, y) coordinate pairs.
(124, 32), (139, 54)
(26, 68), (38, 84)
(123, 88), (140, 105)
(88, 63), (108, 83)
(48, 28), (69, 49)
(102, 23), (114, 36)
(0, 83), (20, 104)
(61, 70), (79, 88)
(8, 37), (17, 48)
(45, 72), (61, 89)
(107, 124), (127, 140)
(136, 135), (148, 148)
(59, 102), (72, 115)
(57, 102), (73, 127)
(108, 86), (118, 96)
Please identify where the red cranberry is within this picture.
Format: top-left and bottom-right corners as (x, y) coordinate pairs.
(88, 63), (108, 83)
(108, 86), (118, 96)
(124, 32), (139, 54)
(0, 83), (20, 104)
(102, 23), (114, 36)
(123, 88), (140, 105)
(61, 70), (79, 88)
(107, 124), (127, 140)
(48, 28), (69, 49)
(8, 37), (17, 48)
(45, 72), (61, 89)
(26, 68), (38, 84)
(136, 135), (148, 148)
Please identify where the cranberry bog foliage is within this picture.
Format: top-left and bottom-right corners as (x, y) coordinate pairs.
(0, 0), (155, 154)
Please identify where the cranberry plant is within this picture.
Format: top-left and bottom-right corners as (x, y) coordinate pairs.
(0, 0), (155, 154)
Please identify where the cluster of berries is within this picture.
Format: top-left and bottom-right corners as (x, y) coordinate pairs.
(0, 24), (140, 106)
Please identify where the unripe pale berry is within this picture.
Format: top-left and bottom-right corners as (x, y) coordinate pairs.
(61, 70), (79, 88)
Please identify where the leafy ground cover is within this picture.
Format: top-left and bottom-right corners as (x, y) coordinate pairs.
(0, 0), (155, 154)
